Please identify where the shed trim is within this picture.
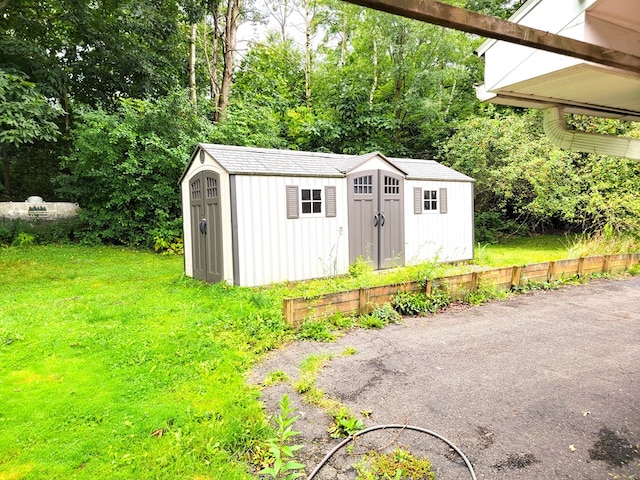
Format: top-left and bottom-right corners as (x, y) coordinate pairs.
(230, 174), (240, 286)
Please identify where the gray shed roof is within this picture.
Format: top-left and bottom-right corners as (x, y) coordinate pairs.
(190, 144), (474, 182)
(388, 158), (474, 182)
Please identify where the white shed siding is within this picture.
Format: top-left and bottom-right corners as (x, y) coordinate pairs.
(181, 154), (234, 284)
(404, 180), (474, 264)
(233, 175), (349, 286)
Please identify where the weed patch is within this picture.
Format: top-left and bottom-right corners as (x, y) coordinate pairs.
(354, 448), (436, 480)
(258, 395), (305, 479)
(391, 290), (451, 316)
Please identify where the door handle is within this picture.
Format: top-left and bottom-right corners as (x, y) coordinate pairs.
(373, 212), (379, 227)
(199, 218), (207, 235)
(379, 212), (385, 227)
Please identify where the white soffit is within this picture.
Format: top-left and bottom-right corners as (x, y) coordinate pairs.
(486, 63), (640, 121)
(587, 0), (640, 33)
(477, 0), (640, 120)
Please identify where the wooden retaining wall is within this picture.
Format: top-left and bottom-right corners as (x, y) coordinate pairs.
(283, 254), (640, 327)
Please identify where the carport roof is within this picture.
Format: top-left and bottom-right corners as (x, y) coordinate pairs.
(189, 144), (473, 182)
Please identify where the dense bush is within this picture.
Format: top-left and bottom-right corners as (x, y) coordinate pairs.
(441, 109), (640, 236)
(475, 211), (529, 243)
(54, 90), (215, 248)
(0, 219), (78, 246)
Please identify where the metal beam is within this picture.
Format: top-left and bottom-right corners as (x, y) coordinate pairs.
(340, 0), (640, 74)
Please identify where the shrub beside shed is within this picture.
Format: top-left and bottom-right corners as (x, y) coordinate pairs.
(180, 144), (475, 287)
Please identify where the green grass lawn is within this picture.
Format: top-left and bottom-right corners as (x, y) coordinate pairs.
(475, 234), (575, 267)
(0, 246), (287, 479)
(0, 235), (618, 478)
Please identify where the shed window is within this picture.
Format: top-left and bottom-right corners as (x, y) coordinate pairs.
(424, 190), (438, 211)
(206, 176), (218, 198)
(353, 175), (373, 194)
(415, 188), (448, 214)
(191, 178), (201, 200)
(384, 176), (400, 195)
(302, 189), (322, 214)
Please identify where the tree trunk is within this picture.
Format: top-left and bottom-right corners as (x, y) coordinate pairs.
(189, 22), (197, 104)
(204, 11), (221, 111)
(2, 145), (10, 200)
(369, 35), (378, 107)
(215, 0), (240, 122)
(303, 0), (313, 108)
(392, 24), (408, 142)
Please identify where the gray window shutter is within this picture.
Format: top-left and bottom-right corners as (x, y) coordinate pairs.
(439, 188), (448, 214)
(414, 188), (422, 214)
(286, 186), (299, 219)
(325, 186), (336, 217)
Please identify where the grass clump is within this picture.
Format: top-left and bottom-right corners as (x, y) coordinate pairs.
(464, 286), (511, 306)
(567, 229), (640, 258)
(359, 303), (402, 329)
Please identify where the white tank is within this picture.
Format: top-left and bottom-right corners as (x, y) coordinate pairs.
(0, 196), (80, 220)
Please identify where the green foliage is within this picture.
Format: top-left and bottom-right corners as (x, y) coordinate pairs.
(263, 371), (290, 387)
(297, 319), (337, 342)
(11, 231), (35, 247)
(55, 91), (214, 247)
(153, 235), (184, 255)
(360, 303), (402, 328)
(328, 407), (365, 439)
(442, 110), (640, 235)
(476, 235), (571, 267)
(391, 292), (427, 316)
(567, 230), (640, 258)
(1, 0), (185, 108)
(0, 219), (78, 246)
(464, 286), (509, 306)
(391, 290), (451, 316)
(628, 264), (640, 276)
(475, 211), (528, 243)
(355, 448), (436, 480)
(0, 70), (61, 148)
(259, 395), (305, 480)
(349, 256), (375, 280)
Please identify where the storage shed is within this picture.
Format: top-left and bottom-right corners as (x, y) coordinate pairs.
(180, 144), (474, 287)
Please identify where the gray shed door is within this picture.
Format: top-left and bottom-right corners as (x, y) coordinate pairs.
(347, 170), (404, 270)
(189, 171), (223, 283)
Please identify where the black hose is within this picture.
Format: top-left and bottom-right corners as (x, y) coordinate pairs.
(306, 424), (477, 480)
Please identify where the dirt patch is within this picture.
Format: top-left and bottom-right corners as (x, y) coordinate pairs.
(475, 425), (495, 450)
(491, 453), (539, 470)
(589, 427), (639, 467)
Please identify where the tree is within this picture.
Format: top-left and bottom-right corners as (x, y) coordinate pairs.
(55, 90), (215, 247)
(0, 70), (61, 199)
(1, 0), (187, 112)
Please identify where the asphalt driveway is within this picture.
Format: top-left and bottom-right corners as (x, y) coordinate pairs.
(249, 277), (640, 479)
